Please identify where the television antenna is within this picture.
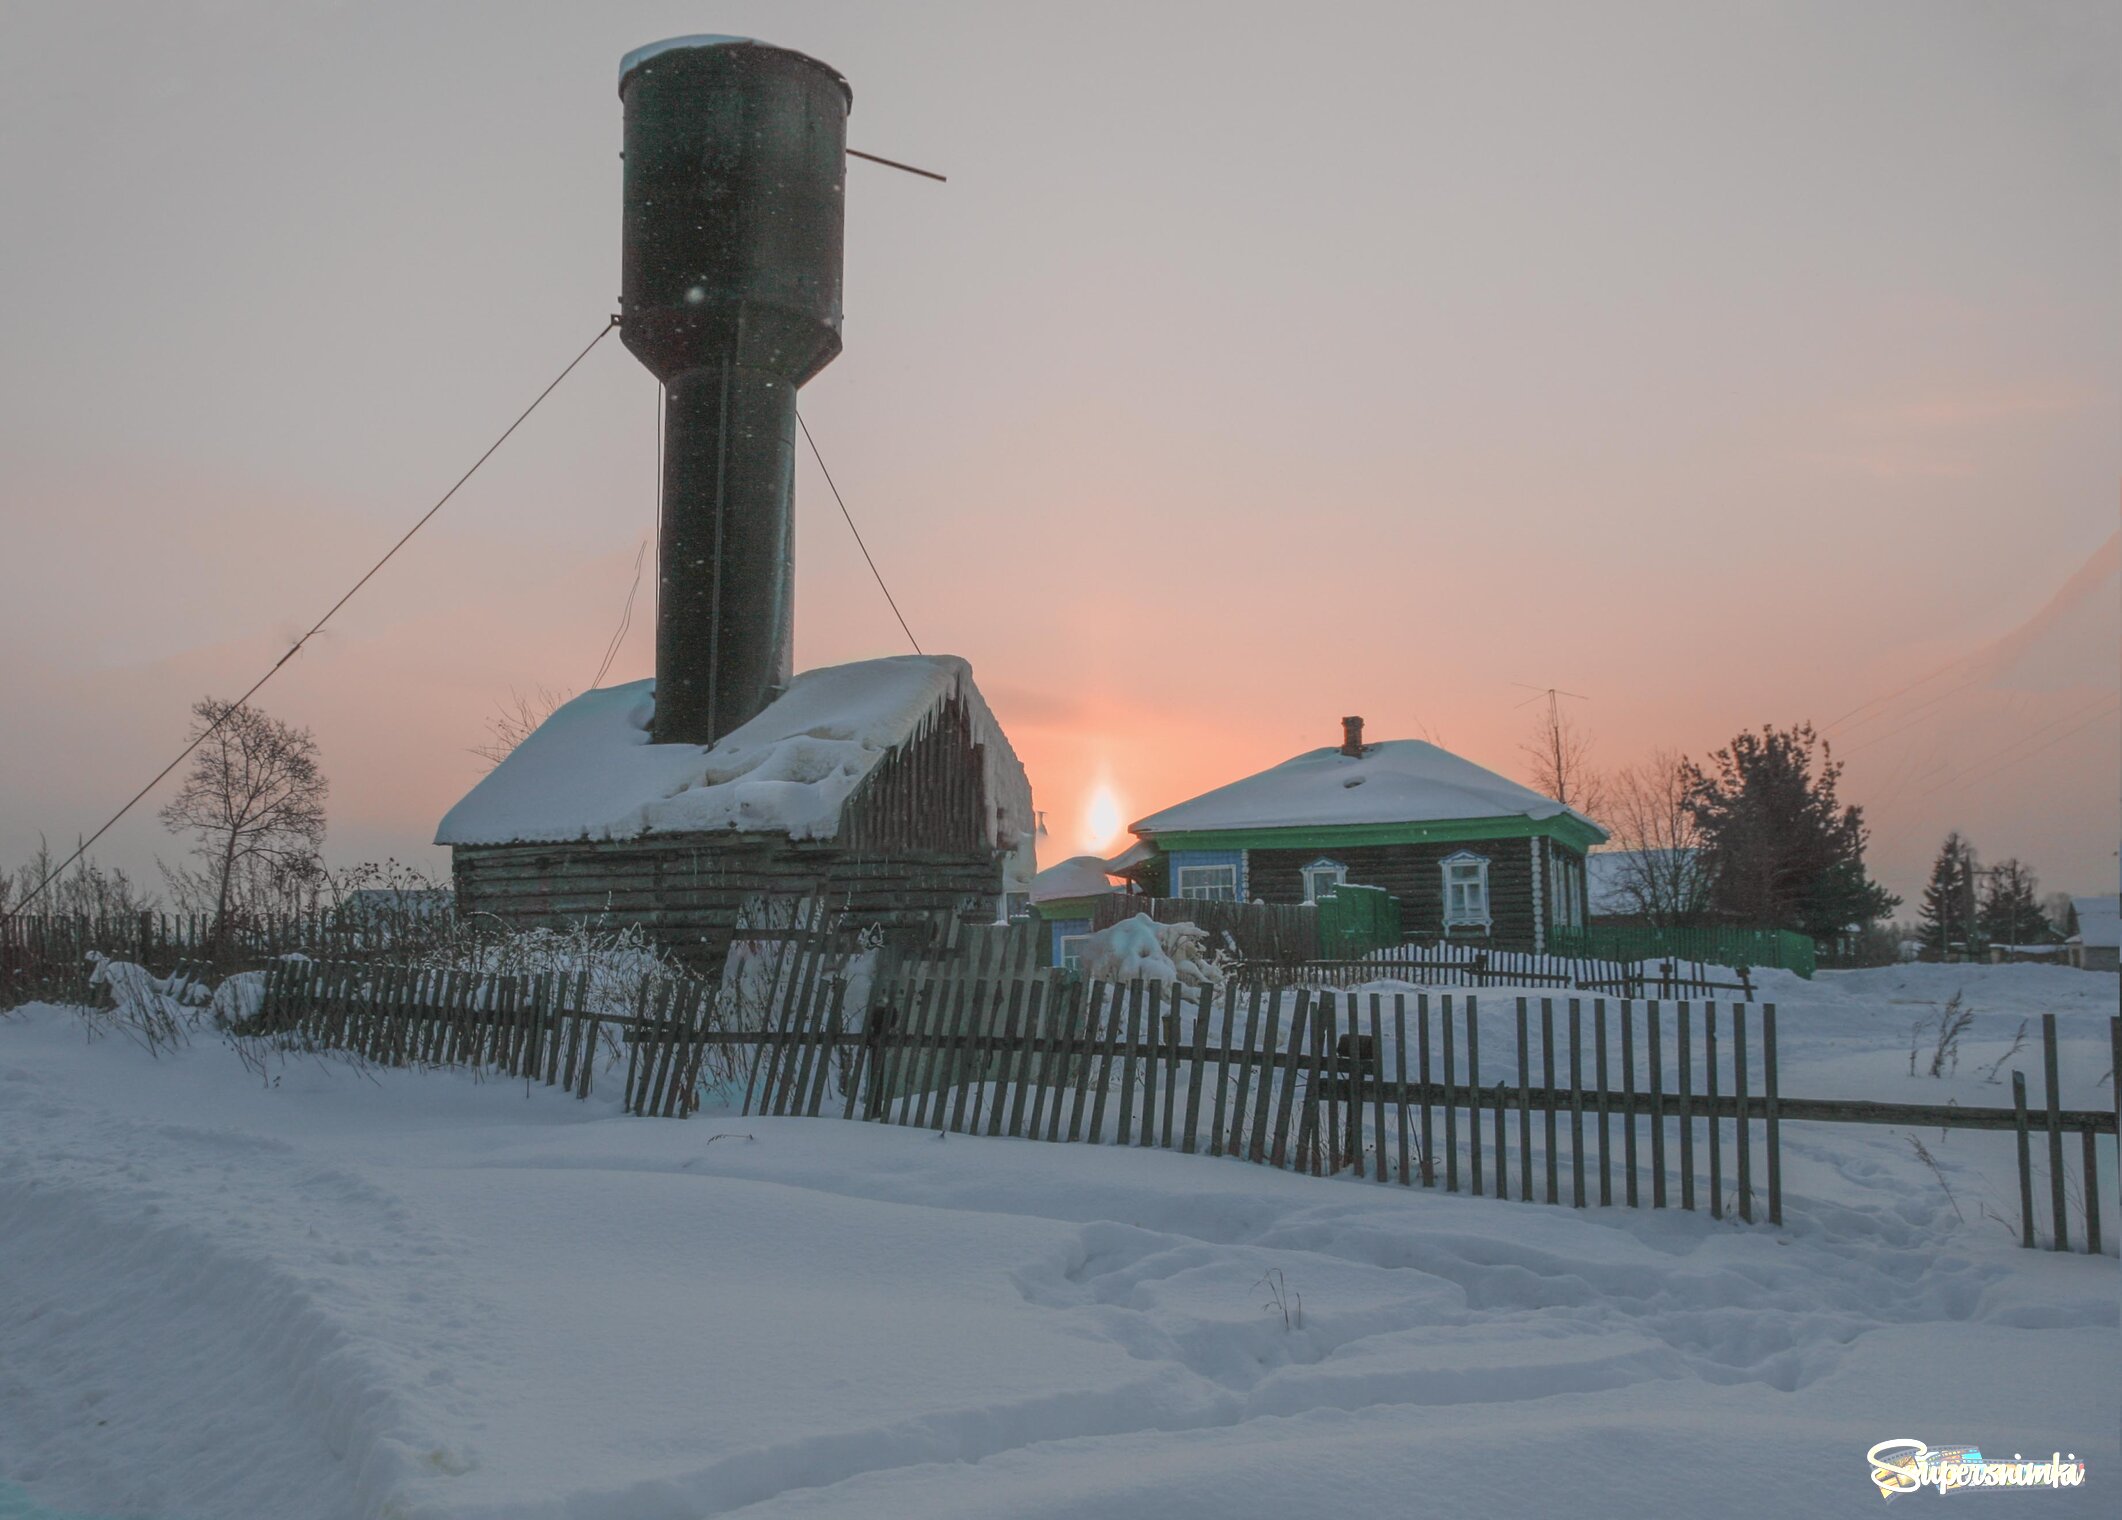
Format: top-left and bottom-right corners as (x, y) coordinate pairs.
(1511, 683), (1590, 726)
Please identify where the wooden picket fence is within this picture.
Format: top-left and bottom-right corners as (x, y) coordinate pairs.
(243, 940), (2117, 1255)
(258, 960), (613, 1100)
(746, 971), (1799, 1223)
(2, 908), (457, 1009)
(253, 952), (841, 1119)
(1234, 949), (1755, 999)
(741, 971), (2115, 1252)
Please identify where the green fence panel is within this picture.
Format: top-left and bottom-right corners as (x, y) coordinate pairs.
(1316, 884), (1402, 960)
(1548, 924), (1814, 979)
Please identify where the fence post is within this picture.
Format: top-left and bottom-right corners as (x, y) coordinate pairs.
(1465, 997), (1482, 1197)
(1515, 997), (1532, 1201)
(1393, 994), (1411, 1185)
(1567, 998), (1584, 1208)
(1734, 1005), (1752, 1224)
(1594, 999), (1612, 1207)
(1269, 990), (1312, 1170)
(1676, 1003), (1694, 1212)
(1705, 1004), (1721, 1220)
(2012, 1070), (2036, 1249)
(1421, 994), (1438, 1188)
(1116, 979), (1144, 1146)
(1763, 1003), (1780, 1226)
(1440, 993), (1457, 1192)
(1541, 998), (1559, 1205)
(1086, 982), (1122, 1145)
(2111, 1016), (2121, 1250)
(1183, 984), (1211, 1155)
(1647, 1002), (1666, 1209)
(1369, 992), (1388, 1183)
(2042, 1015), (2068, 1252)
(2083, 1126), (2102, 1257)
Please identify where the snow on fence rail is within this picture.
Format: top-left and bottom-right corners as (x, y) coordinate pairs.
(243, 943), (2116, 1255)
(1232, 948), (1755, 999)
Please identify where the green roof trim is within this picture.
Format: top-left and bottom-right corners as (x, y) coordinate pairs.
(1144, 813), (1604, 855)
(1031, 894), (1112, 920)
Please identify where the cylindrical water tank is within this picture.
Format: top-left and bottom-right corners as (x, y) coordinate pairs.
(619, 37), (851, 746)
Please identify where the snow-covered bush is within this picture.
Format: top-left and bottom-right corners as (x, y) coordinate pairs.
(1076, 915), (1223, 987)
(209, 970), (270, 1029)
(85, 953), (189, 1051)
(426, 921), (681, 1020)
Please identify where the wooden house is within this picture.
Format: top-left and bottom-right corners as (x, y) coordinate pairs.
(437, 655), (1033, 965)
(1116, 717), (1605, 953)
(2066, 895), (2120, 973)
(1028, 855), (1124, 970)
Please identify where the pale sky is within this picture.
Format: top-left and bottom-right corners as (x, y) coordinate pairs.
(1, 0), (2115, 908)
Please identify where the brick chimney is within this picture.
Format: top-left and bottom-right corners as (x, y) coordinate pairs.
(1340, 715), (1364, 756)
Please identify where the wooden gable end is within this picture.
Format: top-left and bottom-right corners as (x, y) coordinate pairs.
(835, 687), (994, 859)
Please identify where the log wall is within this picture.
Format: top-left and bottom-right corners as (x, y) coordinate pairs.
(449, 689), (1011, 966)
(1244, 838), (1545, 949)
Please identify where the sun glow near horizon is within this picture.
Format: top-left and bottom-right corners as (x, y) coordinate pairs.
(1082, 783), (1124, 854)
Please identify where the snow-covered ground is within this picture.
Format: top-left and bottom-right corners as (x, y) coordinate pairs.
(2, 964), (2115, 1519)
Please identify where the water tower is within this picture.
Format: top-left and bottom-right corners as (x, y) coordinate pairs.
(619, 36), (850, 745)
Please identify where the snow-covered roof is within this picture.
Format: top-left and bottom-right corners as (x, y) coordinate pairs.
(1031, 856), (1121, 904)
(437, 655), (1031, 851)
(2071, 895), (2120, 950)
(1128, 741), (1606, 841)
(1104, 839), (1157, 874)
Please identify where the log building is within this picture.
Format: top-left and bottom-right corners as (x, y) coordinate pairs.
(1115, 717), (1605, 954)
(439, 656), (1032, 962)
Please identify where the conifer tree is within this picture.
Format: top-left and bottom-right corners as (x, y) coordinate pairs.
(1918, 833), (1975, 956)
(1979, 858), (2047, 947)
(1683, 723), (1898, 940)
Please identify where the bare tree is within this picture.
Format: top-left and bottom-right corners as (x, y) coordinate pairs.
(4, 840), (153, 919)
(1519, 692), (1607, 821)
(1597, 750), (1711, 925)
(159, 698), (328, 940)
(471, 685), (571, 770)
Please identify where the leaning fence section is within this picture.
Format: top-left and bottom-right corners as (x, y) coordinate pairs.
(259, 959), (618, 1102)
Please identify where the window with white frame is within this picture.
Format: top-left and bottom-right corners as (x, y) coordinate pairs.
(1441, 850), (1491, 927)
(1175, 863), (1238, 901)
(1555, 858), (1582, 929)
(1302, 859), (1348, 903)
(1058, 933), (1092, 972)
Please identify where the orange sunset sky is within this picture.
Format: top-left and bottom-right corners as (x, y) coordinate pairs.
(1, 1), (2115, 908)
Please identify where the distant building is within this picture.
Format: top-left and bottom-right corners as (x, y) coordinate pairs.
(1028, 856), (1125, 970)
(2067, 895), (2120, 973)
(1585, 848), (1707, 925)
(1115, 718), (1606, 953)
